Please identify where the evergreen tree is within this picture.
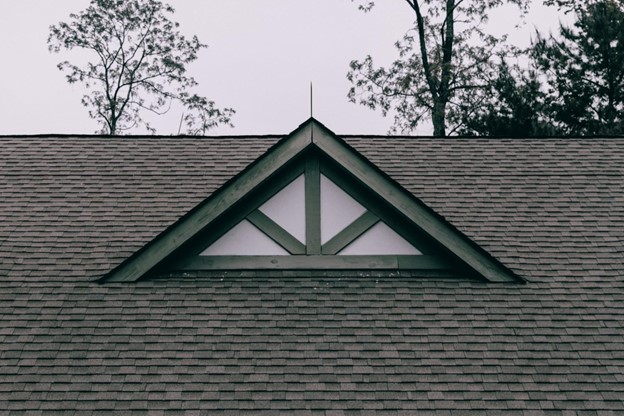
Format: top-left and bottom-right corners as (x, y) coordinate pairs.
(532, 0), (624, 135)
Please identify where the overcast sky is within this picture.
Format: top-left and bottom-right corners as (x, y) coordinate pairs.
(0, 1), (566, 136)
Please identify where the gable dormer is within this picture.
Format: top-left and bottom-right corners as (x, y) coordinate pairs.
(102, 119), (521, 283)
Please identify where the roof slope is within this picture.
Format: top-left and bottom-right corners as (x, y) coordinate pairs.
(345, 136), (624, 283)
(0, 133), (623, 414)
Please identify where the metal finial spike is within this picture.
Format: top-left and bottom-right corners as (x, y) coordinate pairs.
(310, 82), (313, 118)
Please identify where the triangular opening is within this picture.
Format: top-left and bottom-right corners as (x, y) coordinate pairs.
(171, 149), (458, 273)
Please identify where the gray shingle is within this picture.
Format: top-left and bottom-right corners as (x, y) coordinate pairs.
(0, 134), (623, 414)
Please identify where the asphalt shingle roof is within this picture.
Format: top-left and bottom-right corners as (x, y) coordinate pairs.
(0, 133), (623, 414)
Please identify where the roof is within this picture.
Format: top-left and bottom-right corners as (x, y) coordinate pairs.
(1, 122), (623, 414)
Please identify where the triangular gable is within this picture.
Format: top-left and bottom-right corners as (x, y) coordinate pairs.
(102, 119), (522, 283)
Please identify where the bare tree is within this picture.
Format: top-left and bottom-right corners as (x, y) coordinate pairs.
(49, 0), (234, 135)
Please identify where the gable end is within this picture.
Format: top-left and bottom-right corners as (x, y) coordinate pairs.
(102, 119), (522, 283)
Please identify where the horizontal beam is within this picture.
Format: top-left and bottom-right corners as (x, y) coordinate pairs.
(177, 255), (451, 271)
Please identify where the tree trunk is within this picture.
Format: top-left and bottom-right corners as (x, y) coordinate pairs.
(109, 117), (117, 135)
(432, 101), (446, 136)
(411, 0), (453, 137)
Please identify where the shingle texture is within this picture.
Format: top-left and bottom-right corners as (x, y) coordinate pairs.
(1, 134), (623, 415)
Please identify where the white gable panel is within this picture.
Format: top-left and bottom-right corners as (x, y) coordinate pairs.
(259, 174), (306, 243)
(338, 222), (421, 255)
(201, 220), (289, 256)
(320, 174), (367, 244)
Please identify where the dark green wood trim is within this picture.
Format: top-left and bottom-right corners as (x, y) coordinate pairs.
(305, 157), (321, 254)
(321, 211), (379, 255)
(397, 255), (452, 269)
(312, 124), (519, 282)
(103, 122), (314, 282)
(177, 254), (450, 271)
(247, 210), (306, 255)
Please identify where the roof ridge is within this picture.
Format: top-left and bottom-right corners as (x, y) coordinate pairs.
(0, 134), (284, 139)
(342, 135), (624, 140)
(3, 134), (624, 140)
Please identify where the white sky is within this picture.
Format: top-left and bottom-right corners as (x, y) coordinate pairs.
(0, 1), (566, 136)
